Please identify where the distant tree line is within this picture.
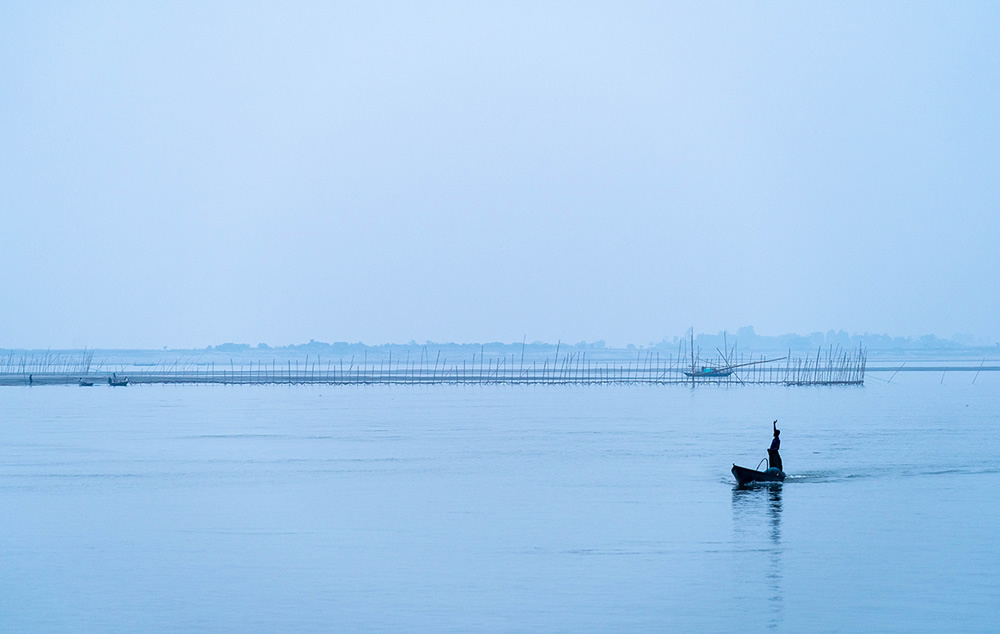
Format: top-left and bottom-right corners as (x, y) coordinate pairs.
(203, 328), (997, 355)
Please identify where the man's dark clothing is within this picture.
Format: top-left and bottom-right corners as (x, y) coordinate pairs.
(768, 436), (782, 471)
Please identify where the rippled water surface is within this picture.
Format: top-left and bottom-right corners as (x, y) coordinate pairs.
(1, 374), (998, 631)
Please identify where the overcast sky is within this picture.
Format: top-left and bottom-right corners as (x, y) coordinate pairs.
(2, 1), (998, 349)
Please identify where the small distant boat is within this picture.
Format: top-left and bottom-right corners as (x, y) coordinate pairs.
(681, 330), (785, 380)
(108, 377), (129, 387)
(79, 379), (94, 387)
(732, 463), (785, 485)
(684, 359), (786, 379)
(684, 366), (734, 378)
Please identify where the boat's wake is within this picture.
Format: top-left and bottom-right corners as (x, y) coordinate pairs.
(751, 464), (1000, 485)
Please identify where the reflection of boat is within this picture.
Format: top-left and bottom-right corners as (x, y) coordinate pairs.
(732, 464), (785, 484)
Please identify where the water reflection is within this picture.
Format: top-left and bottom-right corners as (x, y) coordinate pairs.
(732, 483), (783, 629)
(767, 485), (782, 543)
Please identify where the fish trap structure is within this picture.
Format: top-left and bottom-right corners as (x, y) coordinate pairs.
(0, 345), (866, 387)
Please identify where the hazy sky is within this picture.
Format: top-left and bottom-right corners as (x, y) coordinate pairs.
(2, 1), (998, 349)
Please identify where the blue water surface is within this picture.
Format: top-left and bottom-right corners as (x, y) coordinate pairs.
(1, 372), (998, 632)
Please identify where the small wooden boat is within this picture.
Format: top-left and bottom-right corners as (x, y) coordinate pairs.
(732, 463), (785, 485)
(79, 379), (94, 387)
(681, 329), (787, 381)
(108, 377), (129, 387)
(684, 366), (734, 378)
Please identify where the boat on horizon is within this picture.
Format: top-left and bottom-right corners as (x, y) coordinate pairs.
(682, 329), (784, 380)
(684, 366), (734, 378)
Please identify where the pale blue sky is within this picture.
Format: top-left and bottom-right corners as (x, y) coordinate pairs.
(2, 1), (998, 348)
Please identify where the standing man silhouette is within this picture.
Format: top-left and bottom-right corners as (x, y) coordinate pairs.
(768, 420), (782, 471)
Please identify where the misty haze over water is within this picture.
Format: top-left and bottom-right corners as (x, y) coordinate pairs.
(3, 2), (1000, 630)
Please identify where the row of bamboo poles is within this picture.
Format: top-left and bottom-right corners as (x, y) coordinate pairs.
(1, 350), (94, 375)
(0, 346), (866, 386)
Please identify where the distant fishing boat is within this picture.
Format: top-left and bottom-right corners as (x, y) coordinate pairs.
(683, 329), (781, 380)
(684, 366), (734, 378)
(79, 379), (94, 387)
(108, 374), (128, 387)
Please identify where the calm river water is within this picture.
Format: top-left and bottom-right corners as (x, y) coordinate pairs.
(1, 373), (998, 631)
